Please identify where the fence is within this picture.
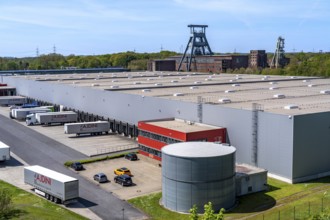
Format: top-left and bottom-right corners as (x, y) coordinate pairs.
(95, 145), (138, 156)
(245, 195), (330, 220)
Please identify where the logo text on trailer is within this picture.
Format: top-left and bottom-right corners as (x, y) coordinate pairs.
(34, 173), (52, 185)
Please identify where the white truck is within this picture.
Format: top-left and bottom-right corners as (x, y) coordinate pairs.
(24, 165), (79, 204)
(26, 111), (78, 126)
(11, 107), (52, 120)
(0, 141), (10, 162)
(64, 121), (110, 136)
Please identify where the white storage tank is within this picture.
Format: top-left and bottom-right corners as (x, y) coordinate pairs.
(162, 142), (236, 213)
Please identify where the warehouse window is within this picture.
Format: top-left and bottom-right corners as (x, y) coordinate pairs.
(139, 130), (181, 144)
(138, 144), (162, 158)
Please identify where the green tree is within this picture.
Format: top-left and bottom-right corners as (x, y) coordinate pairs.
(0, 188), (12, 217)
(203, 202), (215, 220)
(189, 204), (199, 220)
(215, 208), (225, 220)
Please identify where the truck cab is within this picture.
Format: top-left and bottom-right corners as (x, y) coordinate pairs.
(26, 113), (37, 126)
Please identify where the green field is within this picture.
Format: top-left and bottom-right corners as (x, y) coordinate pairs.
(0, 180), (87, 220)
(129, 177), (330, 220)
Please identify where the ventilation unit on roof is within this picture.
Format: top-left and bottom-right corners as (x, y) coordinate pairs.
(290, 76), (297, 79)
(112, 80), (118, 82)
(194, 81), (202, 84)
(320, 90), (330, 94)
(302, 79), (310, 83)
(205, 78), (212, 81)
(155, 83), (162, 86)
(273, 94), (285, 99)
(72, 81), (79, 84)
(79, 76), (85, 79)
(142, 89), (151, 92)
(236, 77), (242, 80)
(147, 78), (153, 81)
(225, 90), (235, 93)
(269, 87), (279, 90)
(92, 83), (100, 87)
(111, 85), (119, 89)
(171, 80), (178, 83)
(229, 79), (236, 82)
(190, 86), (198, 89)
(269, 82), (277, 85)
(308, 84), (315, 87)
(173, 93), (184, 96)
(284, 104), (299, 110)
(179, 77), (186, 80)
(133, 82), (141, 85)
(218, 98), (231, 103)
(232, 84), (240, 87)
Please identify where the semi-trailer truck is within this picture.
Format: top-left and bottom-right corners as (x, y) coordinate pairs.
(64, 121), (110, 136)
(0, 141), (10, 162)
(10, 107), (52, 120)
(24, 165), (79, 204)
(26, 111), (78, 126)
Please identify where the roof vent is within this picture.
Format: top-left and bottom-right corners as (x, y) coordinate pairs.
(79, 76), (85, 79)
(112, 80), (118, 82)
(269, 87), (279, 90)
(142, 89), (151, 92)
(173, 93), (184, 96)
(320, 90), (330, 94)
(147, 78), (153, 81)
(269, 82), (277, 85)
(290, 76), (297, 79)
(155, 83), (162, 86)
(190, 86), (198, 89)
(308, 84), (315, 87)
(218, 98), (231, 103)
(171, 80), (178, 83)
(111, 85), (119, 89)
(284, 104), (299, 110)
(232, 84), (240, 87)
(273, 94), (285, 99)
(194, 81), (202, 84)
(92, 83), (100, 87)
(133, 82), (141, 85)
(229, 79), (236, 82)
(179, 77), (186, 80)
(302, 79), (310, 83)
(205, 78), (212, 81)
(72, 81), (79, 84)
(225, 90), (235, 93)
(235, 76), (242, 80)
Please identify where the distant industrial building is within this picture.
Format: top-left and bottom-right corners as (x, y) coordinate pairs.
(249, 50), (268, 68)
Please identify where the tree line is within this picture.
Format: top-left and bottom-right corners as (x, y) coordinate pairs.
(1, 51), (330, 77)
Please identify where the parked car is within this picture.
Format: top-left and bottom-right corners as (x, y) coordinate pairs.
(114, 167), (132, 176)
(70, 162), (83, 171)
(124, 153), (138, 161)
(93, 173), (108, 183)
(114, 174), (133, 186)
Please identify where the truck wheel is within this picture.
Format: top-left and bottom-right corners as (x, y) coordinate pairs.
(54, 197), (59, 203)
(49, 195), (53, 201)
(45, 194), (49, 200)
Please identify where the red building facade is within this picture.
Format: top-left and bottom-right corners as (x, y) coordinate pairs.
(138, 118), (226, 161)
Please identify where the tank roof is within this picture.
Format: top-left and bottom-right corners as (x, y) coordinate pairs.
(162, 142), (236, 158)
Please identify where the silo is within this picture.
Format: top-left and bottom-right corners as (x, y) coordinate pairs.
(162, 142), (236, 213)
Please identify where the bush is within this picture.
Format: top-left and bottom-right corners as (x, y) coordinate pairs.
(0, 188), (12, 217)
(64, 153), (128, 167)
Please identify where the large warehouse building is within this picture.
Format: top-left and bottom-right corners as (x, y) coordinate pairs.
(2, 72), (330, 183)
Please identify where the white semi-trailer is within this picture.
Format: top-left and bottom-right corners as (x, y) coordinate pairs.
(64, 121), (110, 136)
(24, 165), (79, 204)
(11, 107), (52, 120)
(26, 111), (78, 126)
(0, 141), (10, 162)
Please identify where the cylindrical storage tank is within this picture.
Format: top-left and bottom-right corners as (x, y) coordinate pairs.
(162, 142), (236, 213)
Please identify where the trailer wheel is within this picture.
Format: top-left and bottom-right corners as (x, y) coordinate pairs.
(45, 194), (50, 200)
(49, 195), (53, 201)
(54, 197), (59, 203)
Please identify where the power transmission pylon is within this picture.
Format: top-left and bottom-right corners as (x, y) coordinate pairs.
(178, 24), (213, 71)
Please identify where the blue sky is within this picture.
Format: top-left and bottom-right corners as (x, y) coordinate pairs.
(0, 0), (329, 57)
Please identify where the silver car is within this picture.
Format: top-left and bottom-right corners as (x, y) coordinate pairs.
(93, 173), (108, 183)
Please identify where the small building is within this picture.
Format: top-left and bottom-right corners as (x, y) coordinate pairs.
(147, 60), (176, 72)
(138, 118), (226, 161)
(235, 163), (268, 196)
(0, 86), (16, 96)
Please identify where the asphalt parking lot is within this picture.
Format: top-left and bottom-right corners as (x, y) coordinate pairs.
(76, 155), (162, 200)
(0, 105), (162, 206)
